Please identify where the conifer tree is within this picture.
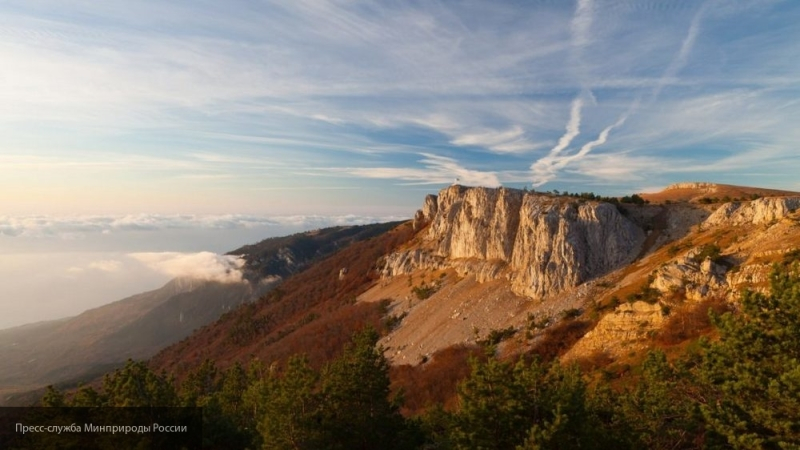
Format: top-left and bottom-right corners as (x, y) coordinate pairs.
(699, 264), (800, 448)
(317, 326), (407, 450)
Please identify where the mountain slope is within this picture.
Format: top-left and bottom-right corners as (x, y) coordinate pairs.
(149, 222), (417, 378)
(0, 222), (401, 405)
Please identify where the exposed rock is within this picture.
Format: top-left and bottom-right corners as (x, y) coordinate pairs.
(510, 197), (645, 298)
(651, 248), (728, 301)
(426, 186), (524, 261)
(726, 263), (772, 293)
(381, 186), (645, 300)
(422, 194), (438, 221)
(412, 210), (425, 231)
(569, 301), (665, 357)
(705, 197), (800, 226)
(665, 182), (718, 191)
(381, 250), (448, 277)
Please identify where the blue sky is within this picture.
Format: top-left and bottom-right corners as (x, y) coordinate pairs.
(2, 0), (799, 218)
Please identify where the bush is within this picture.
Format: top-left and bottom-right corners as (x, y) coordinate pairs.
(562, 308), (583, 320)
(692, 244), (722, 264)
(412, 282), (437, 300)
(478, 326), (517, 347)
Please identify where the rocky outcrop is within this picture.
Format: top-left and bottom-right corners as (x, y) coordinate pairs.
(426, 186), (525, 261)
(705, 197), (800, 227)
(569, 301), (666, 356)
(665, 182), (718, 191)
(510, 197), (644, 298)
(422, 194), (438, 221)
(381, 250), (448, 277)
(651, 248), (729, 301)
(381, 186), (646, 300)
(412, 194), (440, 231)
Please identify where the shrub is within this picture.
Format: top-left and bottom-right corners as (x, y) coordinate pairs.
(562, 308), (583, 320)
(692, 244), (722, 264)
(412, 282), (437, 300)
(478, 326), (517, 347)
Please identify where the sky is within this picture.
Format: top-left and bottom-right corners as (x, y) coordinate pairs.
(1, 0), (800, 327)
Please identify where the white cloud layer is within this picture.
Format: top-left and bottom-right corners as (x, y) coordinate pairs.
(0, 214), (405, 240)
(129, 252), (246, 284)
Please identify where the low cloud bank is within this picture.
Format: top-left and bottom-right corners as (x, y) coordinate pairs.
(129, 252), (246, 283)
(0, 214), (406, 240)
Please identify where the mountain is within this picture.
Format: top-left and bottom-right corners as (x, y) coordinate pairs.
(639, 181), (798, 203)
(0, 222), (399, 405)
(0, 278), (252, 405)
(364, 184), (800, 368)
(230, 221), (401, 281)
(16, 182), (800, 418)
(26, 182), (800, 448)
(144, 183), (798, 395)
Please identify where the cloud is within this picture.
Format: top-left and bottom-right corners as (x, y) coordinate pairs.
(0, 214), (407, 240)
(1, 0), (799, 206)
(530, 96), (584, 186)
(451, 126), (527, 152)
(338, 153), (501, 187)
(87, 259), (123, 272)
(571, 0), (594, 49)
(552, 97), (585, 157)
(129, 252), (246, 283)
(651, 5), (706, 101)
(571, 113), (628, 160)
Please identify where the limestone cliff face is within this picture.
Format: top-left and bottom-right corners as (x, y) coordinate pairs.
(705, 197), (800, 226)
(426, 186), (524, 262)
(383, 186), (646, 299)
(510, 196), (645, 298)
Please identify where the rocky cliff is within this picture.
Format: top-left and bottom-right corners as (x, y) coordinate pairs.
(382, 186), (646, 299)
(705, 197), (800, 226)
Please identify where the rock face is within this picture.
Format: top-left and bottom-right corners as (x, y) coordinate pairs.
(510, 196), (645, 298)
(382, 186), (646, 299)
(665, 182), (718, 191)
(651, 249), (729, 301)
(570, 301), (666, 356)
(705, 197), (800, 226)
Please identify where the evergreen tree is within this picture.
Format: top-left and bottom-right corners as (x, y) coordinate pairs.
(180, 359), (218, 407)
(317, 326), (408, 450)
(699, 264), (800, 448)
(600, 351), (704, 449)
(258, 355), (321, 450)
(103, 359), (177, 407)
(40, 385), (66, 407)
(448, 355), (596, 450)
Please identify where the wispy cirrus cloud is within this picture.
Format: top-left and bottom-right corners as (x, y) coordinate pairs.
(335, 153), (501, 187)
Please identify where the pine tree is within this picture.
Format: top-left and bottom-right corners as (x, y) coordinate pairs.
(258, 355), (321, 450)
(317, 326), (407, 449)
(699, 264), (800, 448)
